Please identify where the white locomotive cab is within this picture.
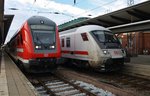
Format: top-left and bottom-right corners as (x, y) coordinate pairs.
(60, 25), (125, 71)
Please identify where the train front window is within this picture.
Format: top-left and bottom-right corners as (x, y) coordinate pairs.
(92, 30), (119, 43)
(32, 30), (55, 50)
(92, 31), (105, 42)
(92, 30), (121, 49)
(33, 30), (55, 44)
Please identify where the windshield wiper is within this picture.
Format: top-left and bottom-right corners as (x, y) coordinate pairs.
(35, 34), (47, 48)
(49, 41), (55, 45)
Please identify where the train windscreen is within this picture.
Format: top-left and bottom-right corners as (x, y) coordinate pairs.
(92, 30), (121, 48)
(31, 25), (56, 50)
(33, 30), (55, 44)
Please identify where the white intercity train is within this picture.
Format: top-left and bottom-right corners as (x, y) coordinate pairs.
(59, 25), (126, 71)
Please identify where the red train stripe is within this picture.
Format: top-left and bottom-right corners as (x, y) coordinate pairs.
(62, 50), (88, 55)
(62, 50), (70, 53)
(74, 51), (88, 55)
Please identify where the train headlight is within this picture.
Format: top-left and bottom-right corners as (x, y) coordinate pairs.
(50, 45), (55, 49)
(35, 45), (41, 49)
(103, 50), (109, 55)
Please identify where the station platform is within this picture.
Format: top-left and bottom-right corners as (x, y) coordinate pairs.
(0, 50), (150, 95)
(0, 51), (38, 96)
(124, 55), (150, 79)
(129, 55), (150, 65)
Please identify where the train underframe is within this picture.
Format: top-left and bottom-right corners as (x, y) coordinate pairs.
(62, 57), (124, 72)
(19, 58), (58, 73)
(96, 58), (124, 72)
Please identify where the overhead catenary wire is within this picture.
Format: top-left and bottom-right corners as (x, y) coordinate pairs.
(59, 0), (119, 24)
(35, 0), (119, 23)
(72, 0), (116, 18)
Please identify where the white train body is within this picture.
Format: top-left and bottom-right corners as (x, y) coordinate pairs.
(59, 25), (125, 71)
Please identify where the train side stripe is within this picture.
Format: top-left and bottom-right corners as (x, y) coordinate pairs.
(61, 50), (70, 53)
(74, 51), (88, 55)
(62, 50), (88, 55)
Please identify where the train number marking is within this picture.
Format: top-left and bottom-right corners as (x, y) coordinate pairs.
(114, 51), (120, 55)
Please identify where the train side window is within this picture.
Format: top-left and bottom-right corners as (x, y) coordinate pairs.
(66, 37), (70, 47)
(61, 38), (64, 47)
(81, 33), (88, 41)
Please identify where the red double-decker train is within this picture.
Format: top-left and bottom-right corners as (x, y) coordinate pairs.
(7, 16), (61, 73)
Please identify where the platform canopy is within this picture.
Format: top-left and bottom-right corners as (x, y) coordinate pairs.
(3, 15), (14, 43)
(0, 0), (4, 45)
(59, 1), (150, 33)
(0, 0), (14, 45)
(0, 15), (14, 45)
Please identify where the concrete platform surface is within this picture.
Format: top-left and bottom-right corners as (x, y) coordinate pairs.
(0, 52), (38, 96)
(124, 55), (150, 79)
(129, 55), (150, 65)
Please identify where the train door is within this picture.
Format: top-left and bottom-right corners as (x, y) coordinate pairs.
(66, 34), (75, 58)
(74, 32), (89, 60)
(61, 34), (75, 59)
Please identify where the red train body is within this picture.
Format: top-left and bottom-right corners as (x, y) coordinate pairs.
(7, 16), (61, 72)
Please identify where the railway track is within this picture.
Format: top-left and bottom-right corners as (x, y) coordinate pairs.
(28, 73), (115, 96)
(56, 67), (150, 96)
(98, 73), (150, 95)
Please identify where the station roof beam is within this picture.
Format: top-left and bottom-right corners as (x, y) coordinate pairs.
(59, 1), (150, 33)
(126, 9), (150, 20)
(133, 9), (150, 19)
(110, 15), (131, 23)
(97, 19), (119, 27)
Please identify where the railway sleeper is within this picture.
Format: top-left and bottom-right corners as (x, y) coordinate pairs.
(55, 89), (80, 96)
(47, 84), (69, 89)
(35, 86), (49, 95)
(51, 86), (74, 92)
(45, 81), (64, 86)
(34, 75), (99, 96)
(35, 86), (44, 91)
(71, 93), (87, 96)
(44, 80), (89, 95)
(50, 86), (76, 93)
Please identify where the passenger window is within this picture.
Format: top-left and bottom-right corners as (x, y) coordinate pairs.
(61, 38), (64, 47)
(66, 37), (70, 47)
(81, 33), (88, 41)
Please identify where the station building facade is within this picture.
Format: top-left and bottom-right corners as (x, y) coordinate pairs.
(118, 32), (150, 55)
